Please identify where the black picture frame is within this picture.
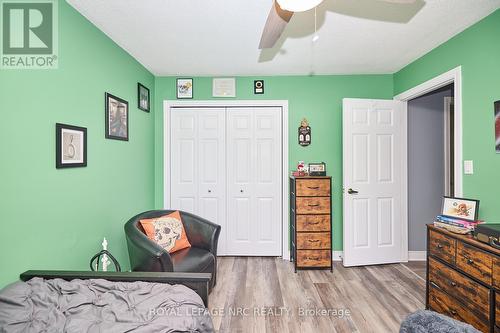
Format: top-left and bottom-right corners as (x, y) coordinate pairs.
(441, 196), (480, 222)
(308, 162), (326, 176)
(137, 83), (150, 112)
(56, 123), (87, 168)
(494, 100), (500, 153)
(105, 92), (129, 141)
(254, 80), (264, 94)
(176, 78), (193, 99)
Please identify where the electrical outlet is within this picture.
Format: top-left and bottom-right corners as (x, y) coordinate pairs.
(464, 160), (474, 175)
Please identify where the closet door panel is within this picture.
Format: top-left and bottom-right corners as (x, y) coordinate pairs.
(226, 107), (282, 255)
(227, 109), (254, 253)
(254, 108), (282, 254)
(171, 110), (198, 213)
(170, 108), (226, 253)
(197, 109), (226, 254)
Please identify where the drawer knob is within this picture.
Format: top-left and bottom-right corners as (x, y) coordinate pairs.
(308, 239), (320, 243)
(450, 309), (457, 316)
(307, 186), (320, 190)
(466, 258), (474, 265)
(307, 256), (320, 261)
(308, 221), (320, 225)
(436, 244), (444, 249)
(450, 281), (457, 287)
(308, 204), (320, 207)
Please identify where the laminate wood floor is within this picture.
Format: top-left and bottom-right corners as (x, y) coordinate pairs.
(210, 258), (426, 333)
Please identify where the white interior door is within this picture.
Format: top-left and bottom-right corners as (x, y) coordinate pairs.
(343, 98), (405, 267)
(226, 107), (282, 256)
(170, 108), (227, 253)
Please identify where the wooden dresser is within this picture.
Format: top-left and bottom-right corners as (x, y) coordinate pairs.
(427, 224), (500, 332)
(290, 176), (332, 272)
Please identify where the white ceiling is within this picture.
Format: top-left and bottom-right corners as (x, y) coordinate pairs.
(67, 0), (500, 76)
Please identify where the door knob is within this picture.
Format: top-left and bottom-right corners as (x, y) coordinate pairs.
(347, 188), (359, 195)
(208, 190), (212, 193)
(240, 190), (244, 193)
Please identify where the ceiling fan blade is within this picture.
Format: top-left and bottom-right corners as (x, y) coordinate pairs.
(378, 0), (417, 3)
(258, 1), (293, 49)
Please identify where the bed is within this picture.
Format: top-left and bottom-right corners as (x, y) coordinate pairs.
(0, 270), (214, 333)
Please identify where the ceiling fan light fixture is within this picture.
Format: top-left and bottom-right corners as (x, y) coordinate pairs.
(276, 0), (324, 12)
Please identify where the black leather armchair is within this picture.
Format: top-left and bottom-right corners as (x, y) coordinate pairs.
(124, 210), (221, 289)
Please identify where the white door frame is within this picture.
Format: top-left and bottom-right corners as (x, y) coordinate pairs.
(394, 66), (463, 261)
(163, 100), (290, 260)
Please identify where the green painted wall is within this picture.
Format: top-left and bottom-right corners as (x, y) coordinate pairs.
(154, 75), (394, 251)
(0, 1), (155, 288)
(394, 9), (500, 222)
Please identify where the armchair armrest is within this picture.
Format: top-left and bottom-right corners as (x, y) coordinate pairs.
(180, 211), (221, 256)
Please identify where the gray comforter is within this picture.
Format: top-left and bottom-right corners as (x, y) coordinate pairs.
(0, 278), (214, 333)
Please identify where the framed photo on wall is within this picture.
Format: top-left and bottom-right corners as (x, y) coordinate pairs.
(177, 78), (193, 99)
(441, 196), (480, 222)
(105, 92), (129, 141)
(137, 83), (150, 112)
(495, 100), (500, 153)
(56, 123), (87, 168)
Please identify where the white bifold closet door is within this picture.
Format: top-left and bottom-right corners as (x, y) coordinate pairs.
(170, 108), (227, 253)
(226, 107), (282, 256)
(170, 106), (282, 256)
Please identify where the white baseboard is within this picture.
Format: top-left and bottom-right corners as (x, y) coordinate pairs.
(408, 251), (427, 261)
(331, 251), (426, 263)
(332, 251), (343, 261)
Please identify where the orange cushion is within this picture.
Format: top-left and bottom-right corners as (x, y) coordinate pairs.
(139, 211), (191, 253)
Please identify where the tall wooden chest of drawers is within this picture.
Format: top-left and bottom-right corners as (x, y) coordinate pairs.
(290, 176), (332, 272)
(427, 224), (500, 332)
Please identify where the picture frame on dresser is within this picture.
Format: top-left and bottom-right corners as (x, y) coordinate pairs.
(290, 176), (332, 273)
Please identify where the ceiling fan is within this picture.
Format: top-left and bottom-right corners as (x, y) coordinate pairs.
(259, 0), (417, 49)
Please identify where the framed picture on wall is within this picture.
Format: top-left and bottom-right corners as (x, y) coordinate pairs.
(177, 78), (193, 99)
(495, 100), (500, 153)
(441, 196), (479, 222)
(137, 83), (150, 112)
(105, 92), (129, 141)
(56, 123), (87, 168)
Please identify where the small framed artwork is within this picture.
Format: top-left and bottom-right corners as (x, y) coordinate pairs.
(308, 162), (326, 176)
(254, 80), (264, 94)
(441, 196), (480, 222)
(177, 78), (193, 99)
(137, 83), (150, 112)
(56, 123), (87, 168)
(213, 78), (236, 97)
(495, 100), (500, 153)
(105, 92), (129, 141)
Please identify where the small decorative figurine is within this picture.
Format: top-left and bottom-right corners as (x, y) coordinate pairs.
(101, 238), (110, 272)
(298, 118), (311, 146)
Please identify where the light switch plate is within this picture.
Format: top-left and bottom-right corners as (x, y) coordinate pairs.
(464, 160), (474, 174)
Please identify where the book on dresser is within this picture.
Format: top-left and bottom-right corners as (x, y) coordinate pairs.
(427, 224), (500, 333)
(290, 176), (332, 272)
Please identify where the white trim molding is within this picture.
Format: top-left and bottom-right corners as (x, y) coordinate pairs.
(332, 251), (426, 262)
(332, 251), (344, 262)
(394, 66), (463, 197)
(408, 251), (427, 261)
(163, 100), (290, 260)
(394, 66), (463, 265)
